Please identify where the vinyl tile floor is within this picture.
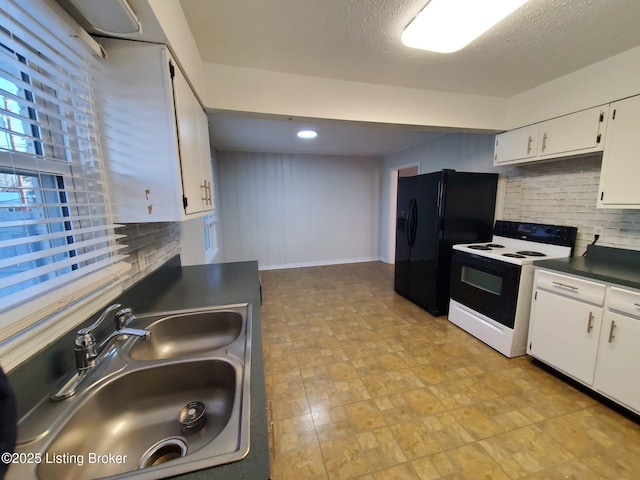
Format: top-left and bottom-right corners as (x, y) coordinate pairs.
(260, 262), (640, 480)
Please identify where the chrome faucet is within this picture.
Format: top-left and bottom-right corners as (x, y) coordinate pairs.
(51, 304), (151, 401)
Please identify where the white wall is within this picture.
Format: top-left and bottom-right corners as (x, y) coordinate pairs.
(506, 45), (640, 129)
(380, 133), (497, 262)
(145, 0), (205, 99)
(204, 63), (507, 131)
(217, 151), (381, 269)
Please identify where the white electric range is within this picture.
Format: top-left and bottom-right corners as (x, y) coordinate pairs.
(448, 220), (577, 357)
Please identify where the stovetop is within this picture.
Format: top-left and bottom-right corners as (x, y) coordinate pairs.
(453, 221), (577, 266)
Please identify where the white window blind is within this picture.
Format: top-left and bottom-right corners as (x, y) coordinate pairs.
(0, 0), (127, 343)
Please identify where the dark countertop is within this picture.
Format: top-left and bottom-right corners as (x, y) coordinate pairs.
(8, 259), (270, 480)
(534, 245), (640, 290)
(136, 261), (270, 480)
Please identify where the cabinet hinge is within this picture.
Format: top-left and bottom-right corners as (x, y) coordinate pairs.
(183, 196), (188, 209)
(601, 191), (604, 201)
(599, 112), (604, 122)
(529, 342), (532, 350)
(169, 61), (175, 79)
(596, 133), (602, 144)
(612, 109), (616, 120)
(534, 291), (537, 300)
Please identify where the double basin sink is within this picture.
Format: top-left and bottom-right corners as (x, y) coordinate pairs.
(10, 304), (252, 480)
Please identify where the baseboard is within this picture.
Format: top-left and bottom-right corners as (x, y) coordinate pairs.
(259, 257), (382, 271)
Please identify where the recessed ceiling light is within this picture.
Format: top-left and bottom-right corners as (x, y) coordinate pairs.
(297, 130), (318, 139)
(402, 0), (530, 53)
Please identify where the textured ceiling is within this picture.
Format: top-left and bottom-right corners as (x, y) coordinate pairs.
(175, 0), (640, 156)
(180, 0), (640, 98)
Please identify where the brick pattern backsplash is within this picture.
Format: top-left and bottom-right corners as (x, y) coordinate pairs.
(502, 155), (640, 256)
(116, 222), (181, 289)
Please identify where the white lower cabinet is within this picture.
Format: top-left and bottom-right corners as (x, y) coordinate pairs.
(529, 270), (640, 414)
(593, 289), (640, 412)
(529, 288), (603, 385)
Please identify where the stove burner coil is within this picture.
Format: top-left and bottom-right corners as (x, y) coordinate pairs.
(468, 245), (492, 250)
(486, 244), (505, 248)
(516, 251), (546, 257)
(503, 253), (526, 258)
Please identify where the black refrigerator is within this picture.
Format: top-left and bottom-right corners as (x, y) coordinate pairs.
(394, 169), (498, 316)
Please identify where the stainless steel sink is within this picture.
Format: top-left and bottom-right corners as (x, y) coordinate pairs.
(10, 304), (252, 480)
(128, 310), (243, 360)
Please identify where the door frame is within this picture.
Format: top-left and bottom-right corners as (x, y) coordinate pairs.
(387, 163), (420, 264)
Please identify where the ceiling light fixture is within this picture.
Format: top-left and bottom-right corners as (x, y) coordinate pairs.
(297, 130), (318, 139)
(402, 0), (530, 53)
(68, 0), (142, 35)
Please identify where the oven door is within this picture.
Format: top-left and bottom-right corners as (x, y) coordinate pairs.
(449, 250), (521, 328)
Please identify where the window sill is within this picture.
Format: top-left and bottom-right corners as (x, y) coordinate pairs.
(0, 262), (131, 372)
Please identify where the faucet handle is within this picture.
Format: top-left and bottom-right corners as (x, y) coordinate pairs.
(77, 303), (122, 336)
(115, 308), (134, 330)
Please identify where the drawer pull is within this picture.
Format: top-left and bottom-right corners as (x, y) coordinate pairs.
(268, 421), (275, 457)
(608, 321), (617, 343)
(552, 281), (579, 291)
(587, 312), (594, 333)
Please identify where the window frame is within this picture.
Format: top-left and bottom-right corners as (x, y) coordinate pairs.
(0, 0), (130, 371)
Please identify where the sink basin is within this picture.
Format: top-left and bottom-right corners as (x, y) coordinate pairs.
(129, 310), (243, 360)
(38, 360), (236, 480)
(11, 304), (252, 480)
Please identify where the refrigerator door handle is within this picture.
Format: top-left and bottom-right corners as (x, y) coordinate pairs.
(406, 196), (414, 248)
(410, 197), (418, 247)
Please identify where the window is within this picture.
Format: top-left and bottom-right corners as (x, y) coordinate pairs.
(0, 0), (127, 352)
(203, 214), (218, 263)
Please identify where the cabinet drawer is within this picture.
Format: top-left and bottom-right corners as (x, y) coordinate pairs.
(535, 270), (606, 305)
(607, 287), (640, 318)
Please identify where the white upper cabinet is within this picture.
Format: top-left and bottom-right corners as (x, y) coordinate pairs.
(97, 38), (214, 222)
(597, 95), (640, 208)
(494, 106), (608, 166)
(493, 124), (539, 165)
(536, 106), (608, 159)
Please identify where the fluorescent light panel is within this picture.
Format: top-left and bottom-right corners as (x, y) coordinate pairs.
(402, 0), (530, 53)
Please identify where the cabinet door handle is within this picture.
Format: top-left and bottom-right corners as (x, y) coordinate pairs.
(268, 421), (275, 457)
(552, 281), (578, 291)
(526, 135), (533, 154)
(587, 312), (594, 333)
(634, 303), (640, 308)
(608, 321), (617, 343)
(541, 132), (548, 151)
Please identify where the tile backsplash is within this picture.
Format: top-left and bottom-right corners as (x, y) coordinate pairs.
(116, 222), (182, 288)
(502, 155), (640, 256)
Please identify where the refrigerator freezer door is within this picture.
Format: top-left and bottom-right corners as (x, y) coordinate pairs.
(394, 176), (414, 298)
(408, 172), (443, 313)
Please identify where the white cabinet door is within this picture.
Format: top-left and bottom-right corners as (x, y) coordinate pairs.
(529, 289), (603, 385)
(594, 311), (640, 412)
(173, 64), (204, 215)
(197, 107), (214, 212)
(537, 106), (607, 159)
(598, 95), (640, 208)
(494, 125), (539, 165)
(98, 38), (215, 222)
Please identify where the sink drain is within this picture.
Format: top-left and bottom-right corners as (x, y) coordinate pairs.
(179, 400), (207, 432)
(139, 437), (187, 469)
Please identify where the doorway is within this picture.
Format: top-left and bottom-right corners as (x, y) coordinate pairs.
(387, 163), (419, 264)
